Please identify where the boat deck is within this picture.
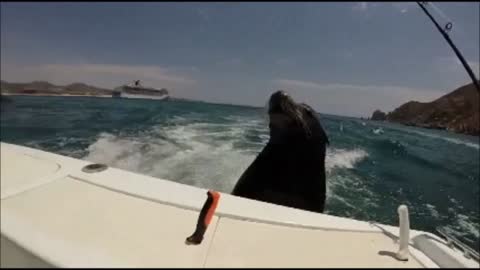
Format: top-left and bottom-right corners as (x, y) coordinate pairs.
(1, 142), (478, 268)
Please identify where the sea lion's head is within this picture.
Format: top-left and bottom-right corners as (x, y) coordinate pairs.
(267, 90), (310, 137)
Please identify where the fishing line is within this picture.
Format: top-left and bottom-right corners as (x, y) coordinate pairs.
(417, 2), (480, 92)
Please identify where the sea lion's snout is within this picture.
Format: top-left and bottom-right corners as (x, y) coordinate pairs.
(268, 90), (305, 132)
(268, 90), (290, 115)
(268, 90), (293, 131)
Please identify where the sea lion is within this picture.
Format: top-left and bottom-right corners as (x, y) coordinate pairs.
(232, 90), (329, 213)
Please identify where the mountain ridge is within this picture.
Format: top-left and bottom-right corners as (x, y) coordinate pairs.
(371, 82), (479, 136)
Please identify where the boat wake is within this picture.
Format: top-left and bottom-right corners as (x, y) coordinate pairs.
(83, 118), (370, 196)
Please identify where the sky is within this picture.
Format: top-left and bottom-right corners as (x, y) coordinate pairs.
(1, 2), (479, 117)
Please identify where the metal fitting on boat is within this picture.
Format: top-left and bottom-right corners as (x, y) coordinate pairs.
(81, 163), (108, 173)
(396, 204), (410, 261)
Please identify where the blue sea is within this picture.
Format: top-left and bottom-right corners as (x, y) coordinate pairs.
(1, 95), (479, 250)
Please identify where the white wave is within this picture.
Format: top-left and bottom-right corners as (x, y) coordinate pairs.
(323, 148), (376, 211)
(259, 134), (270, 144)
(84, 122), (257, 193)
(443, 137), (480, 150)
(443, 213), (480, 245)
(326, 148), (369, 172)
(456, 214), (480, 238)
(443, 214), (480, 243)
(325, 171), (378, 210)
(425, 203), (440, 219)
(372, 127), (384, 135)
(84, 116), (370, 200)
(409, 129), (479, 150)
(327, 193), (358, 209)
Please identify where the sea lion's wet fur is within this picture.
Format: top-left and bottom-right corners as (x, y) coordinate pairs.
(232, 91), (329, 213)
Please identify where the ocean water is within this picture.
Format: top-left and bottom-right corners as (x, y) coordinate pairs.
(1, 95), (479, 250)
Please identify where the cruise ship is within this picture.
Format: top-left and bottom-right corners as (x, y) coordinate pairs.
(112, 80), (169, 100)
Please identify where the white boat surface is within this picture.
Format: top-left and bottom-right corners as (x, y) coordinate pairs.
(1, 142), (478, 268)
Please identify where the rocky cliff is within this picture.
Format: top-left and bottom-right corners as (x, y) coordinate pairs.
(371, 110), (387, 121)
(386, 82), (479, 136)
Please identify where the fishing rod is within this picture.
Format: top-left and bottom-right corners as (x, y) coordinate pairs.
(416, 2), (480, 92)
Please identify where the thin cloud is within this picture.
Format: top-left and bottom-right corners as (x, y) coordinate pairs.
(196, 7), (211, 21)
(1, 63), (196, 90)
(275, 58), (293, 66)
(272, 78), (440, 117)
(434, 56), (480, 78)
(273, 79), (324, 89)
(273, 79), (437, 95)
(215, 58), (243, 67)
(352, 2), (368, 12)
(339, 50), (354, 60)
(351, 2), (381, 19)
(392, 3), (416, 14)
(428, 2), (454, 23)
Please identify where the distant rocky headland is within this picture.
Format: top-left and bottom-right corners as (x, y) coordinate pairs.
(370, 110), (387, 121)
(1, 80), (115, 97)
(0, 80), (169, 98)
(370, 82), (479, 136)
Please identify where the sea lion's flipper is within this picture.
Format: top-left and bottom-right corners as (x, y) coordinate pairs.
(231, 143), (272, 198)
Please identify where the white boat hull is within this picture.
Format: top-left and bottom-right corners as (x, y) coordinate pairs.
(0, 142), (478, 268)
(118, 93), (169, 100)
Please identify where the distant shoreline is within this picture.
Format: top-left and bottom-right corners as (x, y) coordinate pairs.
(0, 93), (397, 119)
(3, 92), (479, 138)
(2, 93), (262, 108)
(2, 93), (112, 98)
